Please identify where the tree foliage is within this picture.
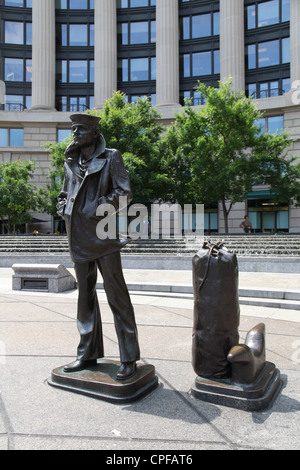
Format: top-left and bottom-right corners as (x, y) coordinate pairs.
(44, 137), (72, 216)
(250, 131), (300, 206)
(88, 92), (166, 204)
(0, 160), (46, 233)
(160, 80), (300, 232)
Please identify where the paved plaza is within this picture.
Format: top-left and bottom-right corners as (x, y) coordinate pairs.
(0, 266), (299, 451)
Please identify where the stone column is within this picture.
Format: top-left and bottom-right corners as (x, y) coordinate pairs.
(31, 0), (56, 110)
(94, 0), (117, 108)
(220, 0), (245, 92)
(290, 0), (300, 85)
(156, 0), (180, 107)
(0, 81), (5, 107)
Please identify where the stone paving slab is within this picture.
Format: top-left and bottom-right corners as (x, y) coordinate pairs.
(0, 268), (299, 450)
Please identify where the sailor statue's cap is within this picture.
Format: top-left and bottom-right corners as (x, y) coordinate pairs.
(70, 113), (101, 127)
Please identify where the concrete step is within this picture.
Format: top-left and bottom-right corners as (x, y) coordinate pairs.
(1, 235), (300, 257)
(239, 297), (300, 311)
(0, 248), (69, 253)
(96, 280), (300, 310)
(239, 288), (300, 301)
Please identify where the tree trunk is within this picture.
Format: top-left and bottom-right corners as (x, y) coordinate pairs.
(221, 198), (231, 234)
(7, 216), (11, 234)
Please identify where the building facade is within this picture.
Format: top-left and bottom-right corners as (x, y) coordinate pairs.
(0, 0), (300, 234)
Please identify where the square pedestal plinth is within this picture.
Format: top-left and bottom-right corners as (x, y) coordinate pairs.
(190, 362), (282, 412)
(48, 359), (159, 403)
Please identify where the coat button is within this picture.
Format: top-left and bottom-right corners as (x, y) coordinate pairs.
(71, 198), (75, 203)
(72, 179), (76, 184)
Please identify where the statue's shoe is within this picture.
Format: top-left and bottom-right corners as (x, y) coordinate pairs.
(63, 359), (97, 373)
(116, 361), (136, 381)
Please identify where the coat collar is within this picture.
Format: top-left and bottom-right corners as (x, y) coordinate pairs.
(65, 134), (107, 178)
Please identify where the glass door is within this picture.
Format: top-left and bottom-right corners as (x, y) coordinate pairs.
(262, 212), (275, 232)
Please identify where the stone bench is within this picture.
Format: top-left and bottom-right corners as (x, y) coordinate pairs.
(12, 264), (76, 293)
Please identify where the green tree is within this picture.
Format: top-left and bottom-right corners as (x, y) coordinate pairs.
(160, 80), (300, 232)
(44, 136), (72, 216)
(0, 160), (46, 233)
(88, 92), (166, 204)
(250, 131), (300, 206)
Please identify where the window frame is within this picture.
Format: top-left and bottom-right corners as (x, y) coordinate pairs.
(118, 19), (156, 46)
(245, 0), (290, 30)
(55, 0), (94, 10)
(0, 127), (24, 147)
(56, 22), (94, 47)
(117, 0), (156, 9)
(180, 11), (220, 41)
(4, 0), (32, 7)
(246, 37), (290, 70)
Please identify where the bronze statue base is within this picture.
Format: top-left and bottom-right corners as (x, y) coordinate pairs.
(190, 362), (282, 411)
(48, 359), (159, 403)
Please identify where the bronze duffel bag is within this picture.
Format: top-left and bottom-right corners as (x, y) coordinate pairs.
(192, 241), (240, 379)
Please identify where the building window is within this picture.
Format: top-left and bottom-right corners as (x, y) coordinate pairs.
(25, 59), (32, 81)
(267, 115), (284, 133)
(248, 78), (290, 98)
(182, 50), (220, 78)
(247, 38), (290, 69)
(55, 0), (94, 9)
(259, 40), (280, 67)
(181, 90), (206, 106)
(247, 0), (290, 29)
(193, 52), (212, 76)
(69, 24), (88, 46)
(119, 21), (156, 45)
(0, 128), (24, 147)
(4, 95), (23, 111)
(117, 0), (156, 8)
(256, 115), (284, 134)
(130, 94), (156, 105)
(56, 60), (94, 83)
(5, 58), (23, 81)
(181, 11), (219, 40)
(56, 95), (94, 112)
(69, 60), (87, 82)
(5, 21), (23, 45)
(4, 21), (32, 46)
(57, 23), (94, 47)
(119, 57), (156, 82)
(4, 58), (32, 82)
(26, 22), (32, 44)
(69, 0), (87, 8)
(4, 0), (32, 7)
(204, 210), (218, 233)
(70, 96), (87, 110)
(57, 129), (72, 142)
(2, 95), (31, 111)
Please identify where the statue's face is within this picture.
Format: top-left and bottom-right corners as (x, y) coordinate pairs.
(72, 124), (97, 148)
